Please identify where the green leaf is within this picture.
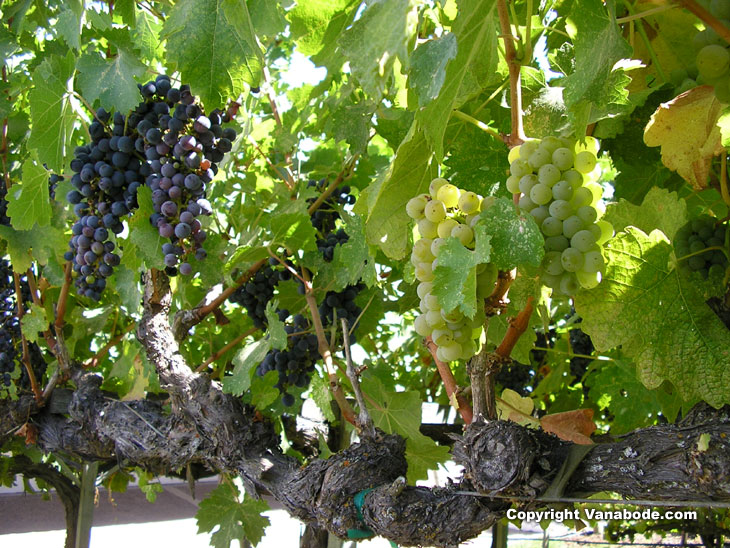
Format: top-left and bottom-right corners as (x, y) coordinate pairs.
(408, 33), (457, 108)
(262, 199), (317, 252)
(55, 0), (83, 51)
(415, 0), (499, 159)
(7, 156), (51, 230)
(222, 338), (270, 396)
(604, 187), (688, 241)
(0, 224), (67, 272)
(131, 10), (162, 60)
(310, 372), (336, 423)
(433, 223), (491, 318)
(249, 370), (280, 409)
(586, 358), (683, 435)
(125, 186), (164, 270)
(115, 0), (137, 27)
(358, 124), (437, 259)
(248, 0), (287, 38)
(363, 375), (450, 482)
(136, 469), (163, 503)
(113, 265), (142, 313)
(575, 228), (730, 407)
(475, 198), (544, 270)
(21, 303), (47, 344)
(325, 98), (375, 154)
(264, 302), (287, 350)
(719, 108), (730, 148)
(338, 0), (416, 99)
(76, 47), (147, 113)
(561, 0), (632, 136)
(288, 0), (353, 56)
(162, 0), (262, 109)
(28, 52), (76, 173)
(196, 481), (270, 548)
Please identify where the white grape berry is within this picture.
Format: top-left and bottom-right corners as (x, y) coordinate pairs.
(429, 177), (449, 198)
(424, 200), (447, 223)
(437, 184), (460, 208)
(458, 191), (481, 214)
(418, 218), (439, 239)
(406, 194), (430, 220)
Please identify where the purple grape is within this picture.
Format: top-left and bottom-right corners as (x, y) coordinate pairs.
(174, 222), (191, 238)
(179, 262), (193, 275)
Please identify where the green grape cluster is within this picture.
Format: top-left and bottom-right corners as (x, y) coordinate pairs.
(506, 136), (613, 295)
(405, 178), (496, 363)
(674, 215), (729, 278)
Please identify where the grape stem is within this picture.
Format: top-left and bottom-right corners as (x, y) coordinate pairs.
(451, 110), (504, 142)
(679, 0), (730, 44)
(55, 261), (73, 330)
(301, 268), (358, 427)
(424, 336), (474, 425)
(497, 0), (526, 145)
(341, 318), (376, 439)
(621, 0), (669, 83)
(84, 323), (137, 369)
(676, 244), (730, 264)
(306, 154), (359, 215)
(616, 4), (675, 24)
(195, 327), (258, 373)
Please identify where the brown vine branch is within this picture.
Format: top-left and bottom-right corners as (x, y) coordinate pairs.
(55, 261), (73, 330)
(195, 327), (258, 373)
(25, 268), (59, 355)
(424, 336), (473, 424)
(306, 155), (359, 216)
(497, 0), (526, 145)
(13, 271), (42, 402)
(495, 295), (535, 359)
(484, 268), (516, 316)
(83, 323), (136, 369)
(678, 0), (730, 44)
(301, 269), (357, 427)
(341, 318), (375, 438)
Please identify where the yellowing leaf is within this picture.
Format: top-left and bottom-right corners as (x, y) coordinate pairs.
(644, 86), (724, 189)
(497, 388), (536, 427)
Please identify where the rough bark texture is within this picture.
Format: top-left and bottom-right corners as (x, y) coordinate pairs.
(3, 271), (730, 547)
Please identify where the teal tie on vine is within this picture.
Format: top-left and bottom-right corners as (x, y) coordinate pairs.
(346, 487), (398, 547)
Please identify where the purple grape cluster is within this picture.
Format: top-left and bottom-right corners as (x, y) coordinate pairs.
(317, 283), (364, 341)
(48, 173), (63, 200)
(229, 258), (294, 329)
(307, 179), (355, 262)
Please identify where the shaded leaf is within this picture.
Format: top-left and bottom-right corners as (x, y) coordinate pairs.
(8, 156), (51, 230)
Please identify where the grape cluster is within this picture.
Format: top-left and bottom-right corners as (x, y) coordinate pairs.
(256, 313), (320, 407)
(674, 216), (729, 278)
(48, 173), (63, 200)
(229, 258), (295, 329)
(318, 283), (365, 338)
(63, 107), (140, 300)
(406, 177), (496, 362)
(137, 75), (236, 276)
(684, 1), (730, 103)
(507, 136), (614, 296)
(307, 179), (356, 261)
(0, 259), (45, 394)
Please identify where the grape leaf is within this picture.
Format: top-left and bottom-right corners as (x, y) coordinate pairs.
(131, 10), (162, 60)
(288, 0), (353, 56)
(408, 33), (457, 108)
(114, 0), (137, 27)
(249, 371), (280, 409)
(264, 301), (287, 351)
(338, 0), (416, 99)
(112, 265), (142, 313)
(325, 97), (375, 154)
(28, 52), (76, 173)
(433, 223), (491, 319)
(222, 338), (270, 396)
(604, 187), (688, 241)
(475, 198), (544, 270)
(310, 372), (336, 423)
(20, 303), (47, 344)
(644, 86), (724, 190)
(415, 0), (499, 159)
(55, 0), (83, 51)
(8, 156), (51, 230)
(574, 227), (730, 407)
(126, 186), (164, 270)
(248, 0), (287, 38)
(362, 375), (450, 482)
(357, 124), (437, 259)
(586, 358), (683, 435)
(76, 47), (146, 114)
(540, 409), (595, 445)
(263, 199), (317, 252)
(0, 224), (67, 272)
(162, 0), (262, 109)
(196, 481), (270, 548)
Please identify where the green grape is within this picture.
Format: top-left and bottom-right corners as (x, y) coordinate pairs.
(571, 229), (597, 252)
(519, 174), (539, 195)
(563, 169), (583, 189)
(714, 75), (730, 104)
(426, 309), (446, 328)
(431, 257), (439, 269)
(417, 281), (433, 299)
(574, 136), (599, 156)
(424, 293), (440, 310)
(441, 308), (463, 323)
(559, 272), (580, 295)
(585, 182), (603, 205)
(538, 164), (561, 186)
(506, 174), (522, 194)
(451, 223), (474, 246)
(528, 148), (551, 170)
(540, 272), (561, 289)
(458, 191), (481, 214)
(510, 159), (532, 178)
(529, 182), (553, 205)
(418, 218), (439, 239)
(583, 250), (605, 273)
(431, 237), (446, 256)
(414, 314), (432, 336)
(688, 255), (706, 270)
(429, 177), (449, 198)
(577, 205), (598, 224)
(541, 216), (563, 237)
(595, 220), (614, 245)
(551, 180), (574, 201)
(518, 194), (537, 211)
(689, 240), (706, 254)
(406, 194), (429, 220)
(439, 342), (463, 362)
(460, 340), (477, 361)
(697, 44), (730, 80)
(437, 218), (459, 238)
(450, 327), (471, 344)
(508, 145), (522, 163)
(587, 223), (603, 243)
(570, 187), (593, 208)
(518, 140), (540, 160)
(574, 151), (597, 174)
(467, 213), (481, 227)
(419, 298), (429, 313)
(413, 238), (435, 261)
(424, 200), (447, 223)
(561, 247), (584, 272)
(543, 251), (565, 275)
(415, 261), (434, 282)
(551, 147), (574, 171)
(437, 183), (460, 208)
(530, 205), (550, 225)
(548, 199), (572, 220)
(432, 328), (454, 346)
(576, 270), (600, 289)
(562, 215), (584, 239)
(545, 235), (570, 252)
(476, 267), (497, 298)
(541, 136), (564, 153)
(694, 27), (725, 49)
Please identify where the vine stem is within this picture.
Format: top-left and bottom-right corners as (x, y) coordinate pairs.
(341, 318), (375, 437)
(497, 0), (526, 145)
(679, 0), (730, 44)
(55, 262), (73, 330)
(306, 155), (359, 215)
(451, 111), (503, 141)
(83, 323), (136, 369)
(13, 272), (42, 402)
(247, 135), (294, 190)
(195, 327), (257, 373)
(424, 336), (473, 424)
(622, 0), (669, 83)
(616, 4), (675, 24)
(25, 269), (58, 355)
(495, 295), (534, 359)
(301, 269), (357, 427)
